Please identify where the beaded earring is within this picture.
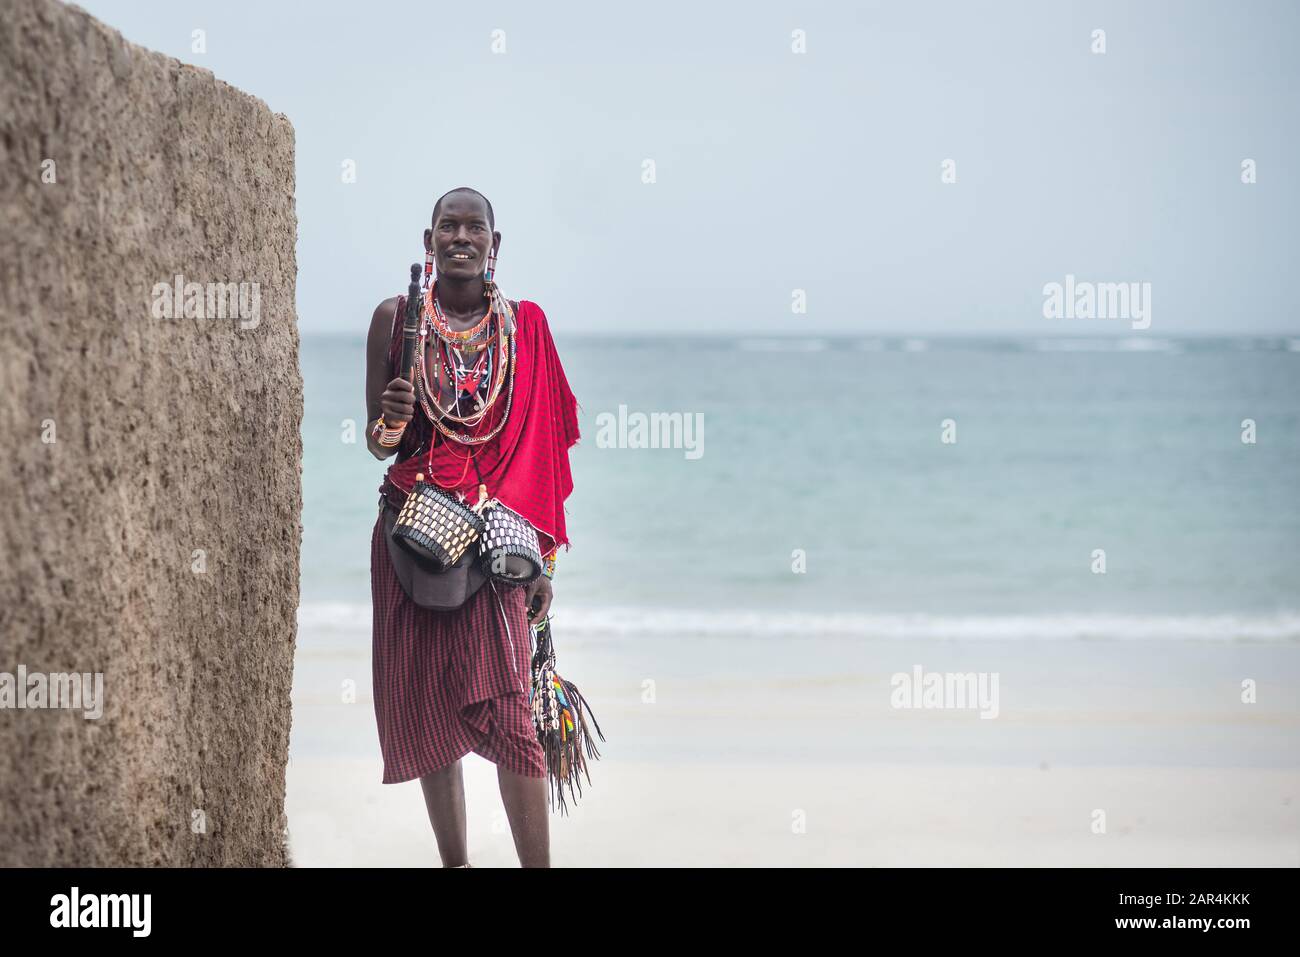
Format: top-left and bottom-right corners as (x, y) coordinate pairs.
(483, 246), (498, 291)
(423, 249), (434, 287)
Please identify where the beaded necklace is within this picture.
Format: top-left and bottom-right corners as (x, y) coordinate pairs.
(414, 293), (516, 443)
(416, 332), (517, 445)
(424, 281), (491, 345)
(440, 337), (493, 399)
(417, 284), (506, 423)
(424, 328), (503, 423)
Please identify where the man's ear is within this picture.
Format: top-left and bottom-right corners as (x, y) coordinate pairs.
(423, 227), (433, 250)
(492, 231), (502, 255)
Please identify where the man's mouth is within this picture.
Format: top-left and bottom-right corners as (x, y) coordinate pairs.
(447, 251), (475, 261)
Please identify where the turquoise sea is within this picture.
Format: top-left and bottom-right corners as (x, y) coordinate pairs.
(290, 332), (1300, 775)
(301, 334), (1300, 641)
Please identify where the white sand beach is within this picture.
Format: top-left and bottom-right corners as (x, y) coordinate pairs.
(286, 758), (1299, 867)
(286, 626), (1300, 867)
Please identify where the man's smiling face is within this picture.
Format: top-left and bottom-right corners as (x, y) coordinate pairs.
(426, 191), (498, 282)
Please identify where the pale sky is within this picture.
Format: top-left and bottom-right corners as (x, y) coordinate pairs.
(80, 0), (1300, 336)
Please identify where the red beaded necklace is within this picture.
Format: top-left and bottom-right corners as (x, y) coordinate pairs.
(424, 280), (492, 344)
(439, 337), (491, 397)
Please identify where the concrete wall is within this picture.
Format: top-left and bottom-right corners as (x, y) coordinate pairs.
(0, 0), (300, 866)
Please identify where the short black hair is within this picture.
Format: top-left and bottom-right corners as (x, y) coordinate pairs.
(432, 187), (495, 230)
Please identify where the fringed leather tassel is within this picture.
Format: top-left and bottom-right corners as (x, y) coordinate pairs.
(529, 616), (605, 814)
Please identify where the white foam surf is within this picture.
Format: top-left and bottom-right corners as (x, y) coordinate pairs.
(297, 602), (1300, 643)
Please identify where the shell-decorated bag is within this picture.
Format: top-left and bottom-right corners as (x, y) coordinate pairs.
(391, 473), (487, 570)
(477, 499), (544, 585)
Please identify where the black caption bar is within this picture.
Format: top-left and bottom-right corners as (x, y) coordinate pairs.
(0, 866), (1285, 943)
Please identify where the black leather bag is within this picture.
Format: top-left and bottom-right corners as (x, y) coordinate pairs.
(382, 501), (488, 610)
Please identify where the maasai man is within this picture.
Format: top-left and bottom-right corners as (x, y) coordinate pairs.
(364, 187), (580, 868)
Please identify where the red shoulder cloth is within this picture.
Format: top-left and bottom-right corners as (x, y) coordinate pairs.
(379, 299), (580, 556)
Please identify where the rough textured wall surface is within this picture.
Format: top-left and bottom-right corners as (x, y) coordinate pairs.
(0, 0), (300, 866)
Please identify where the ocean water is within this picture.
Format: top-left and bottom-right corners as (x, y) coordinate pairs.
(300, 334), (1300, 642)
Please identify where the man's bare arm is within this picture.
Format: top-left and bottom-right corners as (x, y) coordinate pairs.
(364, 297), (413, 461)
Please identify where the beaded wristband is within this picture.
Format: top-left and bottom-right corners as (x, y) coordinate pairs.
(373, 415), (406, 448)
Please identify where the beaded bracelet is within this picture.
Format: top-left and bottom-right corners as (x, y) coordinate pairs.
(372, 416), (406, 448)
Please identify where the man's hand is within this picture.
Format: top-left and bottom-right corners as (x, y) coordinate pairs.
(525, 575), (553, 624)
(381, 376), (415, 424)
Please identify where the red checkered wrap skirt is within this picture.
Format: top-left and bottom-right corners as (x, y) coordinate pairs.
(370, 507), (546, 783)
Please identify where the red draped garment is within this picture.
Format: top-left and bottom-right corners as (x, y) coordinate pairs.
(378, 296), (580, 559)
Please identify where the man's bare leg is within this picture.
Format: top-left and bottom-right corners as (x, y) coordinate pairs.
(419, 761), (469, 867)
(497, 766), (550, 867)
